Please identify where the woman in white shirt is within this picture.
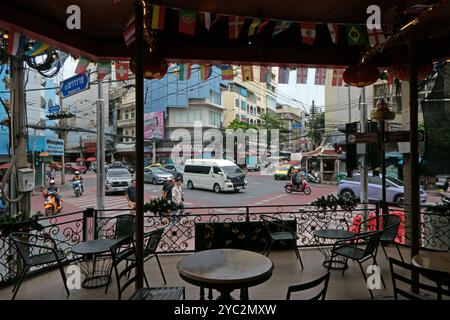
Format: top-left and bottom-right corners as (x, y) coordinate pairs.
(171, 178), (184, 223)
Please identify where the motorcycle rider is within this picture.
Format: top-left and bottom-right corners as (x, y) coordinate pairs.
(72, 171), (84, 193)
(46, 179), (61, 208)
(291, 170), (301, 189)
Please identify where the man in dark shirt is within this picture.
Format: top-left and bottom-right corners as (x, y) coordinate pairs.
(162, 178), (175, 200)
(126, 179), (136, 209)
(443, 178), (450, 192)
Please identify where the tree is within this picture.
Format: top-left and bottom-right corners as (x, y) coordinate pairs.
(226, 119), (257, 131)
(257, 113), (286, 131)
(307, 112), (324, 150)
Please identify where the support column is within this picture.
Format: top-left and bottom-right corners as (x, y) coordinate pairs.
(401, 81), (411, 246)
(360, 87), (368, 215)
(96, 79), (105, 211)
(320, 158), (324, 182)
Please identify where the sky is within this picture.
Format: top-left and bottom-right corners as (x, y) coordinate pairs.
(61, 60), (324, 113)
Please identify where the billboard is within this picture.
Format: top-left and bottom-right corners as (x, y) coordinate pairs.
(144, 112), (164, 139)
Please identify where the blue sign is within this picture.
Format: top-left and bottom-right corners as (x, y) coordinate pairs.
(292, 123), (302, 129)
(60, 73), (90, 98)
(48, 105), (60, 114)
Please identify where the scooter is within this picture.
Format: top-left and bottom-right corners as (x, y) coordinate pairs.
(72, 180), (83, 197)
(306, 173), (321, 183)
(42, 190), (63, 216)
(284, 180), (312, 195)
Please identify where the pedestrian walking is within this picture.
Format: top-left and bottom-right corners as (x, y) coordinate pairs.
(126, 179), (136, 214)
(171, 177), (184, 224)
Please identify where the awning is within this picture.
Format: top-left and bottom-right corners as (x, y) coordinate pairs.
(0, 162), (11, 170)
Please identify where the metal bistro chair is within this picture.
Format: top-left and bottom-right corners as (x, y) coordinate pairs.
(286, 272), (330, 300)
(260, 215), (303, 269)
(9, 232), (70, 300)
(389, 257), (450, 300)
(328, 231), (385, 299)
(112, 214), (135, 240)
(110, 236), (185, 300)
(359, 213), (404, 262)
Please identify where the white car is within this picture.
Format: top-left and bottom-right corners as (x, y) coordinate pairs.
(105, 168), (132, 194)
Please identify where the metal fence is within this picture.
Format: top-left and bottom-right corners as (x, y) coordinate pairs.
(1, 202), (449, 288)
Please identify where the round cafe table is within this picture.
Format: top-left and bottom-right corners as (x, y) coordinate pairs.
(412, 251), (450, 274)
(313, 229), (356, 270)
(177, 248), (274, 300)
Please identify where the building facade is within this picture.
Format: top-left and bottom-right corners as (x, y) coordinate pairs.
(275, 104), (308, 152)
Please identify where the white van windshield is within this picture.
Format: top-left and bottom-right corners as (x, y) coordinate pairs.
(222, 166), (244, 175)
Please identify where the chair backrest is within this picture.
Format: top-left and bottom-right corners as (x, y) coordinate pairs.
(143, 228), (165, 258)
(114, 214), (135, 239)
(110, 236), (137, 300)
(361, 231), (383, 258)
(286, 272), (330, 300)
(380, 214), (401, 242)
(9, 232), (33, 265)
(260, 215), (292, 235)
(389, 257), (450, 300)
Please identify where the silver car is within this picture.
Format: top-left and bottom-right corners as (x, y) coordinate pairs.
(105, 168), (132, 194)
(144, 167), (174, 184)
(337, 174), (427, 204)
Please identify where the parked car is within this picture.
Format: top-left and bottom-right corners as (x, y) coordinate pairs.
(122, 162), (135, 174)
(337, 174), (427, 204)
(105, 168), (132, 195)
(144, 167), (173, 185)
(145, 163), (163, 169)
(65, 162), (87, 174)
(161, 164), (183, 180)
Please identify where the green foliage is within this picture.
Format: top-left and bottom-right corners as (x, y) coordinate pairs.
(0, 211), (44, 236)
(311, 194), (358, 211)
(227, 119), (258, 130)
(143, 197), (179, 216)
(226, 113), (286, 131)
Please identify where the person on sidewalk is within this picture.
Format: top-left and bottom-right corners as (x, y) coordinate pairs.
(126, 179), (136, 213)
(162, 178), (175, 200)
(171, 178), (184, 223)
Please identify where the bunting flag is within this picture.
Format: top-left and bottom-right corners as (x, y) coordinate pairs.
(7, 32), (26, 57)
(200, 12), (212, 30)
(256, 20), (270, 33)
(51, 50), (69, 68)
(346, 24), (367, 46)
(229, 16), (245, 39)
(97, 61), (111, 80)
(367, 27), (386, 46)
(331, 69), (344, 86)
(26, 40), (49, 56)
(151, 5), (166, 30)
(75, 57), (90, 75)
(123, 15), (135, 47)
(327, 23), (339, 44)
(179, 63), (192, 80)
(248, 18), (262, 36)
(272, 20), (292, 37)
(300, 22), (316, 45)
(221, 65), (234, 80)
(241, 66), (254, 81)
(199, 64), (212, 81)
(314, 68), (326, 85)
(259, 66), (271, 83)
(278, 67), (289, 84)
(179, 10), (197, 36)
(296, 68), (308, 84)
(115, 62), (129, 80)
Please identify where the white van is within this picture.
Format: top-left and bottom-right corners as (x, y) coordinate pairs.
(183, 159), (248, 193)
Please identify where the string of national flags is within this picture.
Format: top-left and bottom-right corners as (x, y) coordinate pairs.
(122, 4), (387, 48)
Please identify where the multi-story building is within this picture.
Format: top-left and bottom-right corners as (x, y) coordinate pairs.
(275, 104), (308, 152)
(222, 67), (277, 127)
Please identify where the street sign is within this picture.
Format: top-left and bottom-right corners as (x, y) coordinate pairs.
(60, 73), (90, 98)
(385, 130), (425, 142)
(347, 132), (378, 144)
(48, 105), (60, 114)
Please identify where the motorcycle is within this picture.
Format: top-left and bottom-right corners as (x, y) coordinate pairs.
(306, 173), (321, 183)
(441, 192), (450, 205)
(72, 180), (83, 197)
(42, 190), (63, 216)
(284, 180), (312, 195)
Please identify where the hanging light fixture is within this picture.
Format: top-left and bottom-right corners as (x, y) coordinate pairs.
(371, 98), (395, 121)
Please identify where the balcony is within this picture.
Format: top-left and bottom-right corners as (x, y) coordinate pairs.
(117, 117), (135, 127)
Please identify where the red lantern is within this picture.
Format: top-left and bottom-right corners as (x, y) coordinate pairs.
(395, 61), (433, 81)
(343, 64), (380, 87)
(130, 51), (168, 79)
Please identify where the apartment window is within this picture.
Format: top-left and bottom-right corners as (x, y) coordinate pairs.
(241, 101), (247, 111)
(235, 114), (240, 120)
(210, 90), (221, 105)
(209, 111), (221, 126)
(131, 111), (135, 119)
(174, 110), (202, 124)
(235, 99), (240, 108)
(124, 110), (130, 120)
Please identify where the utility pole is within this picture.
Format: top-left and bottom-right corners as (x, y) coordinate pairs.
(59, 92), (66, 185)
(310, 100), (315, 149)
(348, 86), (352, 122)
(96, 78), (105, 211)
(10, 58), (30, 215)
(360, 87), (368, 215)
(79, 134), (83, 164)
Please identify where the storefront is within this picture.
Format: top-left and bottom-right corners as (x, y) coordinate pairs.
(28, 136), (64, 186)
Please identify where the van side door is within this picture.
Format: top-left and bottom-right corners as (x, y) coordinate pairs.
(212, 166), (225, 189)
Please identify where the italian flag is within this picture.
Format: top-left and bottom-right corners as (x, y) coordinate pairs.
(179, 64), (192, 80)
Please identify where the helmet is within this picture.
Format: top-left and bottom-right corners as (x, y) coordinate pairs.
(74, 171), (80, 175)
(49, 179), (55, 185)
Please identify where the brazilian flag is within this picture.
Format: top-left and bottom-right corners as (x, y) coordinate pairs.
(346, 24), (367, 46)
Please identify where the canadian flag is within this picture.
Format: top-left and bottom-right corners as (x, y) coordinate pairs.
(300, 22), (316, 45)
(331, 69), (344, 86)
(115, 62), (129, 81)
(367, 27), (386, 46)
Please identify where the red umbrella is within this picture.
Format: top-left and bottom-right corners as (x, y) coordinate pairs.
(0, 162), (11, 170)
(86, 157), (96, 162)
(76, 157), (85, 162)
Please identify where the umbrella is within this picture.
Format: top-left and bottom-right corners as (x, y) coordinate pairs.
(0, 162), (11, 170)
(76, 157), (85, 162)
(86, 157), (96, 162)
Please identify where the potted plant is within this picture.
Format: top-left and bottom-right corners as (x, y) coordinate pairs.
(143, 197), (179, 216)
(0, 211), (44, 237)
(311, 194), (357, 212)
